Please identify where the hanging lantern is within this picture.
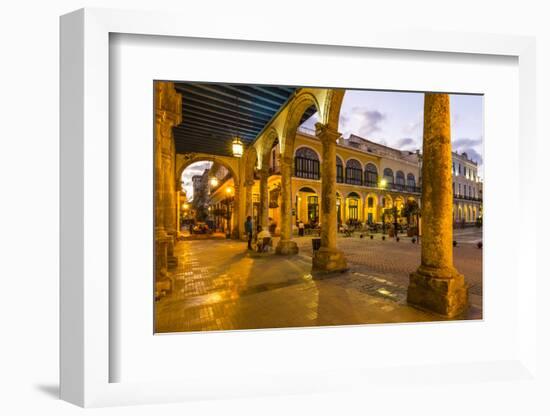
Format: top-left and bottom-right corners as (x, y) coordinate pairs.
(232, 137), (244, 158)
(210, 177), (219, 187)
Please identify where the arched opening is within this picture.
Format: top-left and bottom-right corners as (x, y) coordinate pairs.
(406, 173), (416, 192)
(396, 171), (405, 191)
(294, 146), (320, 180)
(383, 168), (394, 187)
(346, 191), (361, 224)
(365, 163), (378, 187)
(179, 159), (237, 236)
(269, 138), (281, 174)
(336, 156), (344, 183)
(394, 196), (406, 226)
(365, 192), (378, 224)
(295, 186), (320, 228)
(345, 159), (363, 185)
(284, 97), (320, 160)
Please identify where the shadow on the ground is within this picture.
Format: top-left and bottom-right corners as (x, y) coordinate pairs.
(34, 384), (59, 399)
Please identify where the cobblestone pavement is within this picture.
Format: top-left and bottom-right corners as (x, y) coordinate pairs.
(296, 228), (483, 299)
(155, 229), (482, 333)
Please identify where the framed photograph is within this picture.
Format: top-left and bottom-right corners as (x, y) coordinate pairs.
(60, 8), (539, 408)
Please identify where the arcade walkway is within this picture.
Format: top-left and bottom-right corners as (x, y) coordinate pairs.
(155, 237), (481, 333)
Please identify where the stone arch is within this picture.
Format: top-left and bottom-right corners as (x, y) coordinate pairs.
(257, 127), (279, 170)
(176, 153), (240, 187)
(323, 89), (346, 131)
(282, 91), (321, 160)
(244, 146), (258, 182)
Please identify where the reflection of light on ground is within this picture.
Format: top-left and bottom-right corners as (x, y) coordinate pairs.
(377, 288), (395, 298)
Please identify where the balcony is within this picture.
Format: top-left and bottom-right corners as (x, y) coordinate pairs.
(454, 194), (483, 202)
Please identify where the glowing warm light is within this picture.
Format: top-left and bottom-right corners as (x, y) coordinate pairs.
(226, 187), (233, 195)
(210, 177), (219, 187)
(182, 203), (189, 210)
(232, 137), (244, 157)
(379, 178), (387, 188)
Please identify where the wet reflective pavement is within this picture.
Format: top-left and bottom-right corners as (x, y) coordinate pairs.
(155, 235), (482, 333)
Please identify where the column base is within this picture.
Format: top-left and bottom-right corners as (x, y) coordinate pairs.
(155, 276), (173, 300)
(275, 239), (299, 255)
(407, 266), (468, 317)
(312, 247), (348, 275)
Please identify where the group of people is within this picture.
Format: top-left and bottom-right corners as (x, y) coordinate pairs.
(244, 216), (272, 252)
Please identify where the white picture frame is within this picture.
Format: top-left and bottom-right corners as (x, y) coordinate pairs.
(60, 7), (540, 408)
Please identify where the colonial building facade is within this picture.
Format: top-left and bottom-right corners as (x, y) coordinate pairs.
(452, 151), (483, 225)
(207, 129), (482, 234)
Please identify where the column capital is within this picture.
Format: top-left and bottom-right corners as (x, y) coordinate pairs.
(277, 153), (293, 166)
(315, 122), (341, 143)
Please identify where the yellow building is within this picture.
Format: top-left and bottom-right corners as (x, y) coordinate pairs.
(208, 128), (423, 234)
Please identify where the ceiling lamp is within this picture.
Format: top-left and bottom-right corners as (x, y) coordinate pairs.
(232, 137), (244, 158)
(231, 92), (245, 158)
(210, 177), (219, 187)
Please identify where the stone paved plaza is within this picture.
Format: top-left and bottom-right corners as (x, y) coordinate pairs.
(155, 228), (482, 333)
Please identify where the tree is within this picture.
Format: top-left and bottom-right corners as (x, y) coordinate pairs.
(401, 199), (420, 226)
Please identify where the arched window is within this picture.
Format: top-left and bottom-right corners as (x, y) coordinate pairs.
(396, 171), (405, 190)
(406, 173), (416, 191)
(336, 156), (344, 183)
(294, 147), (320, 179)
(383, 168), (394, 186)
(364, 163), (378, 187)
(345, 159), (363, 185)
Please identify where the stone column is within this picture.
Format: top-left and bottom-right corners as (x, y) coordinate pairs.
(245, 179), (254, 218)
(154, 81), (181, 296)
(259, 167), (269, 230)
(231, 183), (241, 239)
(175, 187), (181, 237)
(276, 154), (298, 254)
(407, 93), (468, 317)
(312, 123), (347, 273)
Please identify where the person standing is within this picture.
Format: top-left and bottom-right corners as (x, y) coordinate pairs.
(298, 220), (305, 236)
(245, 216), (254, 250)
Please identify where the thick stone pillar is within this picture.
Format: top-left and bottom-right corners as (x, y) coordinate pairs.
(407, 93), (468, 317)
(275, 154), (298, 255)
(154, 81), (181, 296)
(312, 123), (347, 273)
(259, 167), (269, 230)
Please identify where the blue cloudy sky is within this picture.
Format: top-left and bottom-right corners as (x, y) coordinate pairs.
(302, 90), (484, 172)
(182, 90), (484, 199)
